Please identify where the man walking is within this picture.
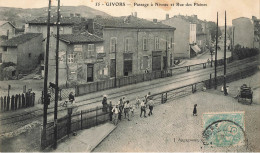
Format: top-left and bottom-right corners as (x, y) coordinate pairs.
(148, 98), (154, 116)
(140, 100), (147, 118)
(112, 105), (119, 125)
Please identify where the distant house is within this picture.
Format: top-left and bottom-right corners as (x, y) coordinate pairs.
(0, 33), (43, 73)
(0, 21), (16, 39)
(48, 32), (104, 85)
(232, 17), (254, 48)
(87, 15), (175, 78)
(162, 14), (211, 59)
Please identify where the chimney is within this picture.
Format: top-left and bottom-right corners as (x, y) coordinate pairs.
(87, 19), (94, 34)
(70, 13), (74, 17)
(166, 14), (169, 20)
(153, 19), (157, 23)
(134, 12), (137, 17)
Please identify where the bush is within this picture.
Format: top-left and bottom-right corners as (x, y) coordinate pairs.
(234, 45), (259, 60)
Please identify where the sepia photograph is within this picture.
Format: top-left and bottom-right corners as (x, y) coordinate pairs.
(0, 0), (259, 152)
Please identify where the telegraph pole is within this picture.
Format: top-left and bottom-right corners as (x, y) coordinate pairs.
(214, 12), (218, 89)
(166, 41), (168, 70)
(223, 11), (228, 95)
(42, 0), (51, 148)
(54, 0), (60, 149)
(114, 44), (117, 87)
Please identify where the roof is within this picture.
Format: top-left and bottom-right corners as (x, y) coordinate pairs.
(27, 16), (84, 25)
(1, 33), (42, 47)
(0, 21), (15, 28)
(57, 32), (103, 44)
(94, 16), (175, 29)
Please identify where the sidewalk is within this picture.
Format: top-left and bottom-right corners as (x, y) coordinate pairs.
(45, 122), (116, 152)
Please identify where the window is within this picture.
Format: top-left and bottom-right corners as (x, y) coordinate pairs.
(155, 37), (160, 50)
(28, 53), (31, 58)
(170, 37), (173, 48)
(0, 53), (2, 63)
(68, 54), (74, 63)
(59, 27), (64, 33)
(3, 47), (7, 51)
(125, 37), (132, 52)
(74, 45), (83, 52)
(88, 44), (95, 57)
(110, 37), (117, 53)
(143, 37), (148, 50)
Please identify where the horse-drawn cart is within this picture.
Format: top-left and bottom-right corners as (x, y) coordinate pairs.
(237, 84), (253, 104)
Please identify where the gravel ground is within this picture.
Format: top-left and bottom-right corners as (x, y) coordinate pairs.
(94, 72), (260, 152)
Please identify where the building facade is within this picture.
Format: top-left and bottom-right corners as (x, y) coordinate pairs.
(89, 16), (175, 78)
(0, 33), (43, 73)
(232, 17), (254, 48)
(48, 32), (104, 85)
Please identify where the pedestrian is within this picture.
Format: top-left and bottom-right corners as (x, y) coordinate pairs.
(145, 92), (151, 103)
(140, 100), (147, 118)
(69, 92), (75, 104)
(207, 59), (210, 65)
(109, 101), (113, 121)
(130, 104), (135, 117)
(124, 100), (130, 121)
(118, 100), (123, 121)
(148, 98), (154, 116)
(112, 104), (119, 125)
(102, 95), (108, 112)
(193, 104), (197, 116)
(135, 97), (140, 109)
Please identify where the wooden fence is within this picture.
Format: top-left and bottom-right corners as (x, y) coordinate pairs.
(75, 57), (233, 96)
(0, 92), (35, 112)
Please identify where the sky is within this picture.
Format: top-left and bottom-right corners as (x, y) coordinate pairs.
(0, 0), (259, 25)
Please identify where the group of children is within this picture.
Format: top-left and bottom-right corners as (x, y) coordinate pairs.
(110, 92), (153, 125)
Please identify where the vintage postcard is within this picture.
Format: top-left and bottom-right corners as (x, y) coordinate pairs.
(0, 0), (259, 152)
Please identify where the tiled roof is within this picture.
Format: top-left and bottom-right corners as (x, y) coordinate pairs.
(57, 32), (103, 44)
(0, 21), (15, 28)
(94, 16), (175, 29)
(27, 16), (84, 25)
(1, 33), (42, 47)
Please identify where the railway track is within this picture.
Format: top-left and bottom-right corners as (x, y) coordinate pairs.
(0, 56), (258, 133)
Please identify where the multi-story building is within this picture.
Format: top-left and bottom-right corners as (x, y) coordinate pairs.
(48, 32), (104, 85)
(232, 17), (254, 48)
(162, 14), (211, 59)
(88, 16), (175, 78)
(0, 21), (16, 39)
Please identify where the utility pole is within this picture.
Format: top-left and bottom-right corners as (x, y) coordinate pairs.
(214, 12), (218, 89)
(166, 41), (168, 70)
(54, 0), (60, 149)
(42, 0), (51, 148)
(114, 44), (117, 87)
(223, 11), (228, 95)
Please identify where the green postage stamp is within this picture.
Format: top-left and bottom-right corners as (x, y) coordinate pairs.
(202, 111), (245, 147)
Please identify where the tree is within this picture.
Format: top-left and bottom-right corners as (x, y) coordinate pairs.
(207, 21), (222, 42)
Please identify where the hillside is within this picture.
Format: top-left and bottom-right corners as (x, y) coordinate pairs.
(0, 5), (111, 27)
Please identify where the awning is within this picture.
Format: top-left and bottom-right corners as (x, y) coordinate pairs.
(191, 45), (201, 53)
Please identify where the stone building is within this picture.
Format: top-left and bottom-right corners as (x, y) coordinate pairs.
(88, 16), (175, 78)
(0, 33), (43, 73)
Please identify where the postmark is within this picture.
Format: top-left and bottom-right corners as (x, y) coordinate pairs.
(202, 111), (246, 147)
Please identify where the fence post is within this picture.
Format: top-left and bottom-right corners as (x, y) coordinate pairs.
(165, 93), (167, 102)
(18, 94), (21, 109)
(15, 94), (18, 110)
(209, 74), (212, 89)
(96, 106), (98, 126)
(4, 96), (6, 111)
(1, 97), (4, 111)
(67, 108), (72, 137)
(7, 96), (10, 111)
(32, 93), (35, 107)
(81, 110), (83, 130)
(22, 94), (25, 108)
(161, 94), (163, 104)
(11, 95), (14, 110)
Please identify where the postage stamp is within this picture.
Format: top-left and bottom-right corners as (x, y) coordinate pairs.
(202, 111), (245, 147)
